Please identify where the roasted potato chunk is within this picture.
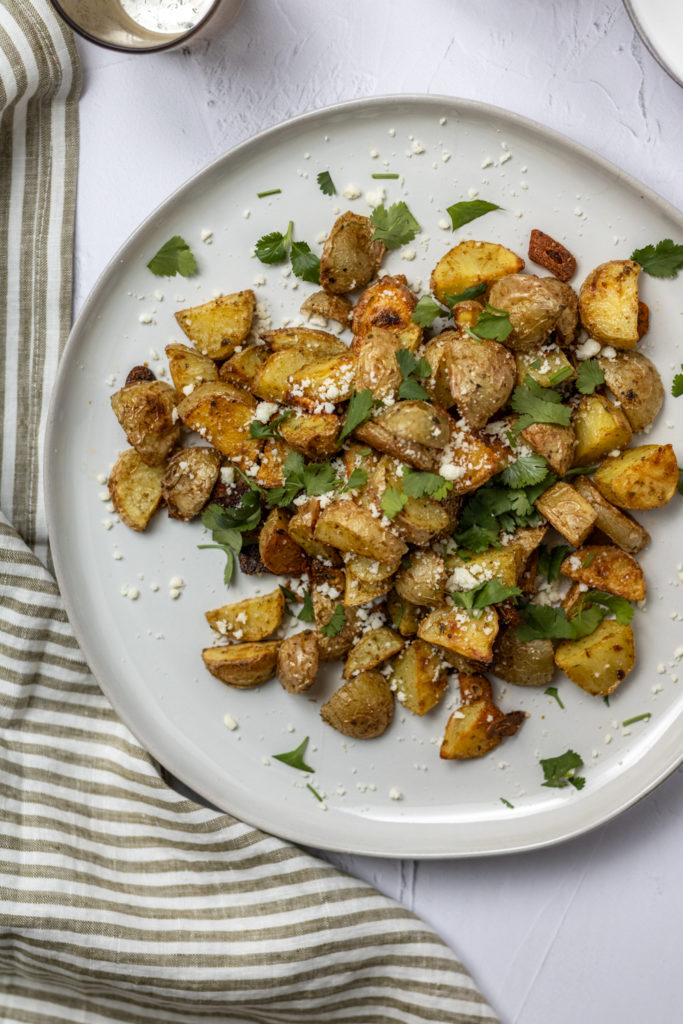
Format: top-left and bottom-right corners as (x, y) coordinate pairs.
(262, 327), (348, 358)
(390, 638), (449, 716)
(443, 331), (516, 429)
(276, 630), (319, 693)
(344, 571), (392, 607)
(422, 334), (456, 408)
(108, 448), (166, 531)
(431, 240), (524, 304)
(555, 620), (635, 696)
(314, 501), (408, 563)
(321, 670), (394, 738)
(573, 476), (650, 554)
(110, 380), (180, 466)
(535, 481), (597, 546)
(493, 626), (555, 687)
(515, 345), (574, 387)
(579, 260), (640, 350)
(300, 290), (352, 327)
(394, 550), (447, 606)
(161, 447), (221, 521)
(520, 421), (576, 476)
(255, 438), (291, 489)
(259, 508), (307, 576)
(353, 328), (403, 400)
(445, 547), (521, 589)
(285, 352), (357, 410)
(165, 343), (218, 394)
(287, 499), (342, 564)
(571, 394), (633, 466)
(488, 273), (563, 351)
(354, 418), (441, 473)
(440, 675), (524, 759)
(320, 211), (386, 295)
(206, 589), (285, 642)
(311, 568), (358, 661)
(176, 382), (260, 468)
(220, 345), (269, 388)
(418, 606), (499, 663)
(278, 411), (340, 459)
(351, 274), (418, 341)
(560, 544), (646, 601)
(252, 350), (314, 403)
(541, 278), (579, 346)
(387, 591), (424, 637)
(343, 627), (405, 678)
(598, 351), (664, 433)
(175, 290), (255, 360)
(593, 444), (679, 510)
(202, 641), (278, 688)
(374, 400), (450, 449)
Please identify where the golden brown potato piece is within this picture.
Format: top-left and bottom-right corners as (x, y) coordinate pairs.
(418, 606), (499, 663)
(637, 301), (650, 340)
(206, 589), (285, 642)
(451, 300), (485, 329)
(351, 274), (418, 341)
(259, 508), (307, 576)
(535, 481), (597, 546)
(379, 401), (450, 449)
(285, 352), (357, 410)
(422, 334), (456, 408)
(220, 345), (269, 388)
(353, 328), (403, 400)
(262, 326), (348, 358)
(321, 670), (394, 738)
(161, 447), (221, 521)
(387, 591), (424, 637)
(314, 501), (408, 563)
(286, 499), (342, 565)
(276, 630), (319, 693)
(487, 274), (563, 351)
(493, 626), (555, 687)
(593, 444), (679, 510)
(202, 641), (278, 688)
(175, 290), (255, 361)
(255, 438), (291, 489)
(540, 278), (579, 346)
(379, 458), (454, 546)
(573, 476), (650, 554)
(579, 260), (640, 350)
(312, 575), (358, 662)
(300, 290), (352, 327)
(252, 350), (314, 403)
(515, 345), (574, 387)
(431, 240), (524, 304)
(176, 382), (260, 468)
(440, 675), (524, 759)
(108, 449), (166, 531)
(555, 620), (635, 696)
(345, 552), (400, 583)
(344, 571), (392, 607)
(394, 550), (447, 606)
(319, 211), (387, 295)
(110, 380), (180, 466)
(390, 638), (449, 716)
(343, 627), (405, 679)
(353, 418), (441, 473)
(520, 421), (576, 476)
(560, 544), (646, 601)
(528, 229), (577, 282)
(598, 351), (664, 433)
(445, 547), (520, 589)
(278, 411), (340, 459)
(571, 394), (633, 466)
(165, 343), (219, 394)
(505, 524), (549, 566)
(443, 331), (516, 429)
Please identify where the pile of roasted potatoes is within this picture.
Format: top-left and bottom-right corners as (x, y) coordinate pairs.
(108, 211), (678, 763)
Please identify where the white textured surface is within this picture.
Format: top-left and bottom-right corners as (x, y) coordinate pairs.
(73, 3), (683, 1022)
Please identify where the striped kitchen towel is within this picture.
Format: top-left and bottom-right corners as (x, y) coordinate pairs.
(0, 2), (499, 1022)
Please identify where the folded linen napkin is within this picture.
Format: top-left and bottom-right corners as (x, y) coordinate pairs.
(0, 3), (499, 1021)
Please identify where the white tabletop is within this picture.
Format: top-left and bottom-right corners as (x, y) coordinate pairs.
(73, 3), (683, 1021)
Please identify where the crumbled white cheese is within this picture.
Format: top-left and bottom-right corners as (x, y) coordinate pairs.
(365, 186), (385, 209)
(138, 312), (153, 324)
(220, 466), (235, 485)
(389, 787), (403, 801)
(254, 401), (279, 423)
(401, 249), (417, 262)
(223, 714), (238, 730)
(575, 338), (602, 360)
(343, 184), (362, 199)
(201, 229), (213, 244)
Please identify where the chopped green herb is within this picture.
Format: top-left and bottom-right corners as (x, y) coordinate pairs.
(529, 358), (542, 370)
(316, 171), (336, 196)
(671, 365), (683, 398)
(678, 468), (683, 496)
(307, 783), (324, 802)
(544, 686), (565, 709)
(451, 577), (521, 618)
(623, 713), (651, 727)
(582, 553), (595, 568)
(249, 409), (293, 440)
(443, 282), (488, 306)
(273, 736), (314, 772)
(540, 750), (585, 790)
(511, 375), (572, 435)
(381, 486), (409, 520)
(321, 604), (347, 638)
(255, 221), (293, 264)
(298, 590), (315, 623)
(603, 695), (610, 707)
(452, 470), (555, 553)
(537, 544), (570, 583)
(147, 235), (197, 278)
(257, 188), (282, 198)
(371, 172), (399, 179)
(631, 238), (683, 278)
(197, 495), (262, 585)
(548, 366), (574, 387)
(338, 388), (375, 446)
(290, 240), (321, 283)
(265, 451), (339, 507)
(584, 590), (633, 625)
(370, 201), (421, 249)
(564, 465), (598, 477)
(465, 303), (513, 344)
(402, 467), (453, 501)
(343, 467), (368, 492)
(396, 348), (432, 401)
(500, 797), (514, 809)
(411, 295), (448, 327)
(499, 453), (548, 489)
(446, 199), (502, 231)
(575, 359), (605, 395)
(515, 604), (576, 642)
(516, 590), (633, 642)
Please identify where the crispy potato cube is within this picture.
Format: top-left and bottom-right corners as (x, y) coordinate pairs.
(206, 589), (285, 642)
(321, 670), (394, 738)
(353, 419), (441, 472)
(300, 290), (352, 327)
(311, 570), (358, 661)
(441, 419), (501, 495)
(440, 675), (524, 759)
(395, 550), (447, 606)
(386, 591), (423, 637)
(541, 278), (579, 346)
(161, 447), (221, 521)
(593, 444), (679, 509)
(175, 290), (255, 360)
(343, 627), (405, 679)
(165, 343), (219, 394)
(451, 300), (484, 328)
(344, 571), (392, 606)
(320, 211), (386, 295)
(287, 499), (342, 565)
(344, 552), (400, 583)
(390, 638), (448, 716)
(444, 331), (516, 429)
(505, 524), (549, 567)
(108, 449), (165, 531)
(422, 334), (456, 408)
(278, 411), (340, 459)
(351, 274), (418, 341)
(276, 630), (319, 693)
(259, 508), (307, 576)
(561, 544), (646, 601)
(353, 328), (403, 401)
(262, 326), (348, 357)
(430, 240), (524, 304)
(418, 606), (499, 663)
(378, 400), (450, 449)
(110, 380), (180, 466)
(220, 345), (269, 387)
(520, 421), (576, 476)
(555, 620), (635, 696)
(445, 547), (521, 589)
(285, 352), (357, 409)
(493, 626), (555, 687)
(202, 640), (278, 688)
(314, 501), (408, 563)
(392, 494), (452, 548)
(535, 481), (597, 546)
(571, 394), (632, 466)
(176, 382), (260, 468)
(579, 260), (640, 350)
(488, 274), (563, 351)
(252, 349), (314, 402)
(573, 476), (649, 554)
(598, 350), (664, 433)
(515, 346), (574, 388)
(255, 438), (291, 488)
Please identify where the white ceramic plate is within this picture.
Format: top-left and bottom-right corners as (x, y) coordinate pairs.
(46, 96), (683, 858)
(624, 0), (683, 88)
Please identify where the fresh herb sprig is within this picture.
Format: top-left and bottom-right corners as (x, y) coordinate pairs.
(540, 750), (585, 790)
(446, 199), (502, 231)
(576, 359), (605, 395)
(510, 375), (572, 435)
(672, 364), (683, 398)
(321, 604), (347, 638)
(249, 410), (293, 440)
(198, 494), (262, 584)
(370, 201), (420, 249)
(147, 235), (197, 277)
(451, 577), (521, 617)
(266, 451), (339, 508)
(452, 470), (556, 553)
(464, 303), (513, 344)
(254, 220), (321, 283)
(316, 171), (336, 196)
(273, 736), (314, 772)
(338, 389), (375, 446)
(396, 349), (432, 401)
(631, 238), (683, 278)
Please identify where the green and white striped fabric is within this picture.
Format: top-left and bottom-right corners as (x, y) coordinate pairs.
(0, 3), (499, 1021)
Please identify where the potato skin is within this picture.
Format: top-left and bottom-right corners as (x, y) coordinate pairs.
(343, 627), (405, 679)
(487, 273), (562, 351)
(110, 380), (180, 466)
(444, 332), (516, 429)
(320, 212), (386, 294)
(394, 550), (446, 606)
(520, 421), (576, 477)
(573, 476), (650, 555)
(353, 328), (403, 401)
(161, 447), (221, 521)
(598, 351), (664, 433)
(593, 444), (679, 509)
(165, 343), (219, 394)
(321, 670), (394, 739)
(108, 449), (166, 531)
(579, 260), (641, 350)
(276, 630), (319, 693)
(555, 620), (635, 696)
(351, 274), (417, 341)
(535, 481), (597, 547)
(431, 240), (524, 304)
(541, 278), (579, 346)
(202, 641), (279, 688)
(300, 290), (352, 327)
(560, 544), (646, 601)
(493, 626), (555, 688)
(259, 508), (307, 576)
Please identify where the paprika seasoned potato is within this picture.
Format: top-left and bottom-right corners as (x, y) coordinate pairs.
(560, 545), (646, 601)
(202, 641), (279, 688)
(351, 274), (418, 341)
(389, 638), (449, 716)
(259, 508), (307, 576)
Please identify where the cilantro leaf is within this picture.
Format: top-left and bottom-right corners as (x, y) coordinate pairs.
(317, 170), (336, 196)
(451, 577), (521, 617)
(499, 454), (548, 489)
(255, 222), (293, 264)
(564, 465), (598, 477)
(453, 470), (555, 552)
(398, 377), (430, 401)
(631, 238), (683, 278)
(412, 295), (448, 327)
(343, 467), (368, 492)
(249, 410), (293, 440)
(198, 495), (262, 584)
(544, 686), (565, 709)
(402, 467), (452, 500)
(511, 375), (572, 435)
(298, 589), (315, 623)
(338, 388), (375, 446)
(540, 750), (585, 790)
(265, 451), (338, 507)
(290, 241), (321, 284)
(465, 304), (513, 343)
(381, 487), (408, 519)
(446, 199), (502, 231)
(147, 235), (197, 278)
(537, 544), (571, 583)
(443, 282), (488, 306)
(273, 736), (314, 772)
(396, 350), (432, 401)
(576, 359), (605, 395)
(321, 604), (347, 638)
(671, 365), (683, 398)
(514, 604), (576, 642)
(584, 590), (634, 626)
(370, 201), (421, 249)
(548, 366), (574, 387)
